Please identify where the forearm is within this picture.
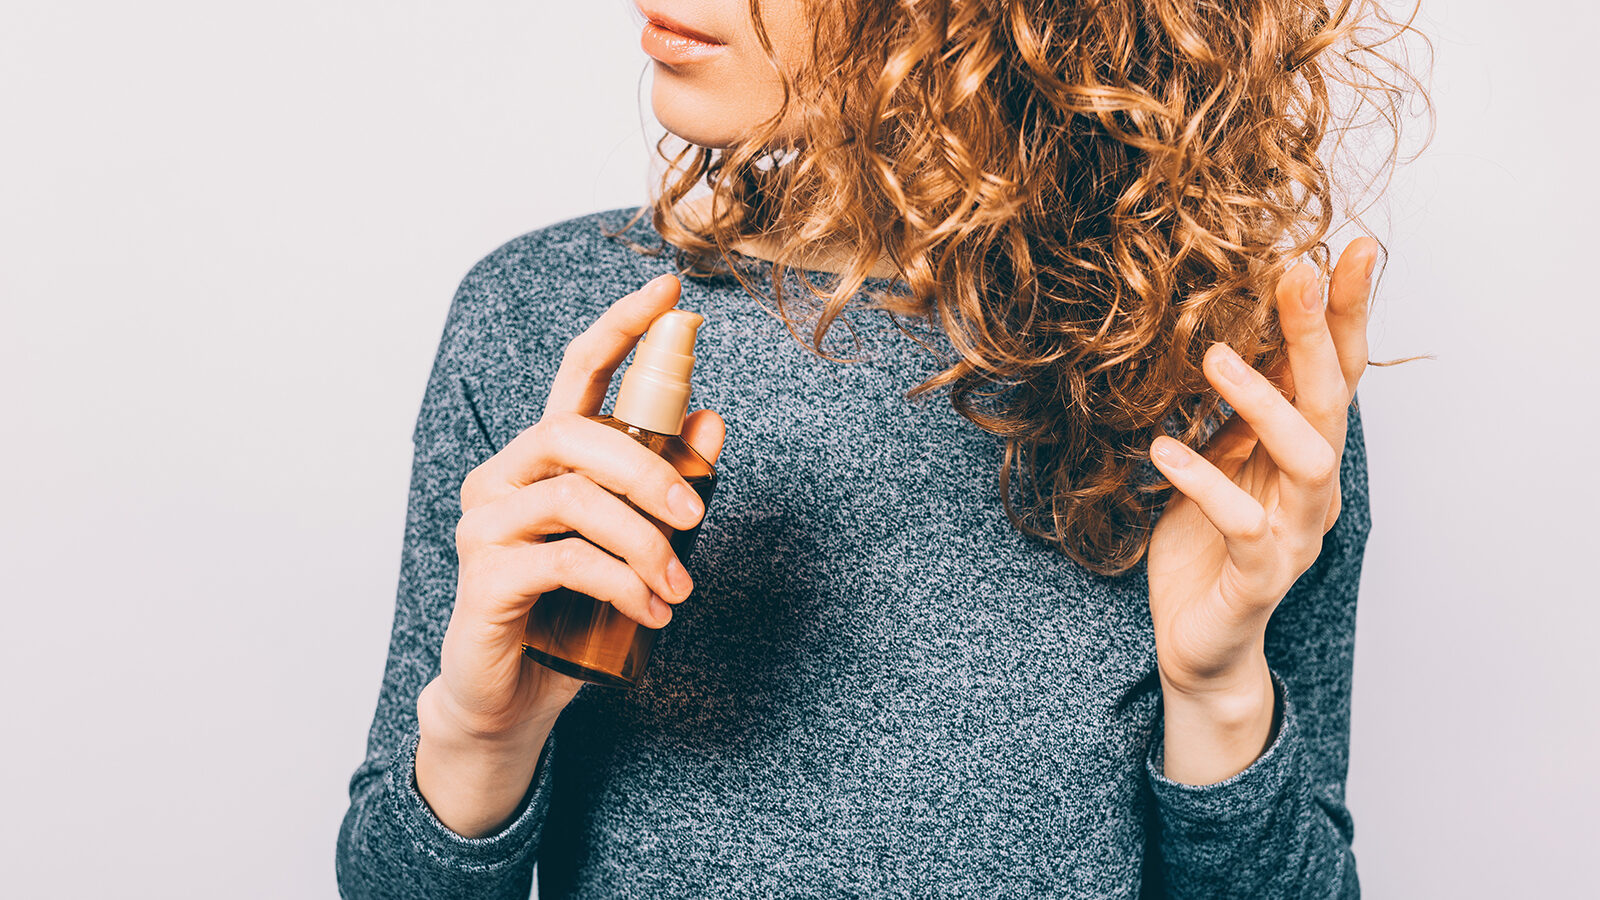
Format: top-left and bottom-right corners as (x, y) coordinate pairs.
(415, 678), (561, 839)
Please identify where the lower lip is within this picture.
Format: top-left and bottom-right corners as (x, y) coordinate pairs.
(640, 21), (727, 65)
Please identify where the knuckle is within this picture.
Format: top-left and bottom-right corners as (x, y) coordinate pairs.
(561, 331), (601, 370)
(454, 508), (484, 552)
(460, 465), (484, 509)
(1306, 444), (1340, 486)
(547, 536), (588, 572)
(547, 470), (589, 506)
(560, 329), (588, 359)
(1240, 513), (1273, 542)
(1296, 539), (1325, 573)
(1311, 395), (1344, 420)
(535, 412), (567, 446)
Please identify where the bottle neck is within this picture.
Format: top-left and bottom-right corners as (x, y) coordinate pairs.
(612, 364), (690, 435)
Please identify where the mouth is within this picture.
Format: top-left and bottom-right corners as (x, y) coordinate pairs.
(637, 6), (728, 65)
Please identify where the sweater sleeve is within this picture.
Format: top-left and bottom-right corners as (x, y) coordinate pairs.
(1143, 394), (1372, 899)
(336, 260), (560, 899)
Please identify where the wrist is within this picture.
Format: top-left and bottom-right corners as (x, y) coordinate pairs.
(414, 682), (557, 839)
(1157, 655), (1275, 729)
(417, 679), (557, 758)
(1158, 658), (1278, 786)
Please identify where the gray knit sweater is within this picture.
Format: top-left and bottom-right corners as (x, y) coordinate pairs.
(336, 206), (1370, 899)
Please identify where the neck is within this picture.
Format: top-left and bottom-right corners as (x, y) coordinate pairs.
(675, 193), (901, 281)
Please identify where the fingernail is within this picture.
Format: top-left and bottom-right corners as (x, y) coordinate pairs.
(1215, 345), (1249, 383)
(667, 557), (693, 597)
(1155, 440), (1191, 467)
(1363, 251), (1378, 282)
(1301, 276), (1322, 312)
(650, 593), (673, 624)
(669, 482), (703, 524)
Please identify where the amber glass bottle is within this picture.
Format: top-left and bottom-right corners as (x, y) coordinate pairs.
(521, 309), (717, 688)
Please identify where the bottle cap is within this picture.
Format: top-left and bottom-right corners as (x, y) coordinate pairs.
(612, 308), (704, 435)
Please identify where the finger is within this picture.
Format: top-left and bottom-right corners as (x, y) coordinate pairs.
(1204, 342), (1339, 536)
(1149, 436), (1278, 603)
(457, 471), (693, 605)
(1195, 411), (1259, 481)
(544, 273), (682, 417)
(1263, 353), (1295, 402)
(1328, 238), (1379, 398)
(467, 536), (671, 633)
(1206, 364), (1346, 536)
(1193, 351), (1297, 475)
(680, 408), (728, 467)
(1276, 262), (1349, 453)
(463, 412), (705, 532)
(1193, 296), (1299, 469)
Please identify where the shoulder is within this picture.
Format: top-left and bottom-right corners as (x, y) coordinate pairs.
(432, 206), (672, 445)
(439, 205), (669, 367)
(464, 206), (662, 281)
(453, 205), (667, 326)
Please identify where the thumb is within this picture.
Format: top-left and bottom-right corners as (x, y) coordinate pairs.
(680, 409), (728, 466)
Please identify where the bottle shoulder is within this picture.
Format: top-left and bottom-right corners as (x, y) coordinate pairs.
(590, 414), (717, 480)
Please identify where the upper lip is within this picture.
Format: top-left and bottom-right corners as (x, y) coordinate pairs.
(635, 3), (726, 45)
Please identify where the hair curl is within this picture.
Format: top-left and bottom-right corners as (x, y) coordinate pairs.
(611, 0), (1435, 576)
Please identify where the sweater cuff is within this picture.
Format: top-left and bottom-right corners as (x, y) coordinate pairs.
(385, 724), (558, 872)
(1146, 669), (1297, 825)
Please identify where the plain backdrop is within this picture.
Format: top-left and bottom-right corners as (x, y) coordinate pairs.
(1, 2), (1594, 897)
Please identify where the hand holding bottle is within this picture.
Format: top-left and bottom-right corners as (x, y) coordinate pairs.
(415, 273), (726, 837)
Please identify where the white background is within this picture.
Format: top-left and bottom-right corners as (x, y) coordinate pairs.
(1, 2), (1593, 897)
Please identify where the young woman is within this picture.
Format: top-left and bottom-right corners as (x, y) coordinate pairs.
(337, 1), (1427, 897)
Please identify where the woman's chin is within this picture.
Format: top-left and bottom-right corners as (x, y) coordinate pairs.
(649, 81), (766, 150)
(658, 124), (733, 150)
(651, 113), (735, 150)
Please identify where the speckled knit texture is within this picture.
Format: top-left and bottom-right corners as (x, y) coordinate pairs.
(336, 206), (1370, 899)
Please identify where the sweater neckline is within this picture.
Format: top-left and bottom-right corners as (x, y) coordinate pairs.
(617, 205), (913, 291)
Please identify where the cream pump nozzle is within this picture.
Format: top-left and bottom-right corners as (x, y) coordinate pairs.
(611, 309), (704, 436)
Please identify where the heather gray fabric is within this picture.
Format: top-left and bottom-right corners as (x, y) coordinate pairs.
(336, 206), (1370, 899)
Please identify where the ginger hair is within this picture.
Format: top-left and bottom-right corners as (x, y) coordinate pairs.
(609, 0), (1435, 575)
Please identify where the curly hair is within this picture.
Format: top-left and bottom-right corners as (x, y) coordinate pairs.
(609, 0), (1435, 576)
